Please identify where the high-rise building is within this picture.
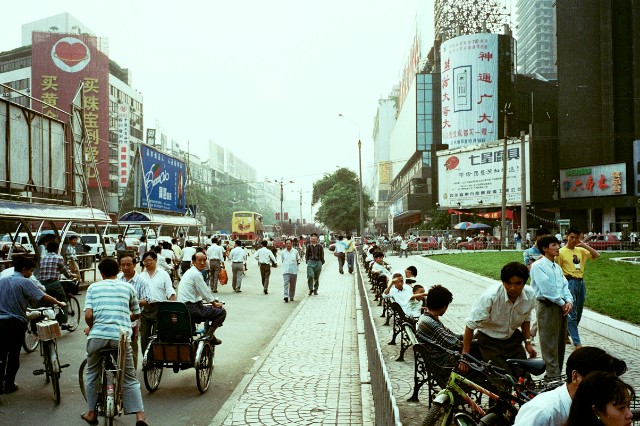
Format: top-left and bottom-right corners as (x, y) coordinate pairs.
(516, 0), (557, 80)
(434, 0), (509, 40)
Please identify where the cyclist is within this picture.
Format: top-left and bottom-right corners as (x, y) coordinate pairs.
(514, 346), (627, 426)
(0, 256), (66, 395)
(82, 257), (149, 426)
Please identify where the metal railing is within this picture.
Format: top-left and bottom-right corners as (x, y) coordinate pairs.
(356, 255), (402, 425)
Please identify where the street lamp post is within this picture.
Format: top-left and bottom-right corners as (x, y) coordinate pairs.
(338, 113), (365, 238)
(270, 178), (293, 237)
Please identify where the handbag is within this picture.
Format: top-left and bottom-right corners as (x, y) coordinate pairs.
(218, 266), (228, 285)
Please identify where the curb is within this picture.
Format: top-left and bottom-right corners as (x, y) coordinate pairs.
(422, 256), (640, 351)
(355, 272), (375, 425)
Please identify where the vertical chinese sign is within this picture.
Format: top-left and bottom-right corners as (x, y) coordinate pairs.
(117, 103), (130, 193)
(31, 32), (110, 188)
(440, 33), (499, 150)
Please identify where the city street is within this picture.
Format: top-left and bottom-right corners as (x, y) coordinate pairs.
(0, 260), (298, 425)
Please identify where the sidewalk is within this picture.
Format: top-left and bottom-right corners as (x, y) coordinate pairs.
(211, 252), (373, 426)
(369, 253), (640, 425)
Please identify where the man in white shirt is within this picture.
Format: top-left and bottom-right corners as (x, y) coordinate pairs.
(514, 346), (627, 426)
(279, 238), (300, 302)
(139, 251), (176, 357)
(255, 240), (277, 295)
(229, 240), (246, 293)
(180, 241), (197, 275)
(381, 270), (412, 313)
(370, 252), (392, 282)
(206, 237), (225, 293)
(399, 237), (409, 258)
(333, 235), (347, 274)
(177, 252), (226, 344)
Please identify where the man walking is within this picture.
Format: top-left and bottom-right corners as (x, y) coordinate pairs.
(556, 226), (599, 348)
(206, 237), (225, 293)
(399, 236), (409, 258)
(530, 235), (573, 378)
(334, 235), (347, 274)
(255, 240), (277, 294)
(229, 240), (246, 293)
(180, 241), (197, 275)
(305, 233), (324, 295)
(279, 238), (300, 302)
(345, 235), (356, 274)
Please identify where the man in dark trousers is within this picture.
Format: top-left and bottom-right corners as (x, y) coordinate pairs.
(305, 233), (325, 296)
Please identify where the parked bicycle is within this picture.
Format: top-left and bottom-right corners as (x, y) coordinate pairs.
(28, 305), (70, 405)
(79, 330), (129, 426)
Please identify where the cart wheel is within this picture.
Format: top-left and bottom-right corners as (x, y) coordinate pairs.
(195, 341), (213, 394)
(142, 344), (163, 392)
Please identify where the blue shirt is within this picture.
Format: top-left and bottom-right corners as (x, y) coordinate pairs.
(530, 256), (573, 307)
(85, 278), (140, 341)
(0, 272), (45, 322)
(523, 245), (542, 268)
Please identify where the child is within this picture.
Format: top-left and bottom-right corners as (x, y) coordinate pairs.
(406, 284), (426, 318)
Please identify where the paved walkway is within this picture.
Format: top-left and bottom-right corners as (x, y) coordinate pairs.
(212, 252), (371, 426)
(367, 253), (640, 425)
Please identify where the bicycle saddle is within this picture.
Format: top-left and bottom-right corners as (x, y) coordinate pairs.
(506, 358), (546, 376)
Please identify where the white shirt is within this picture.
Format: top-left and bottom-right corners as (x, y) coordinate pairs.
(382, 284), (413, 314)
(254, 247), (277, 265)
(334, 240), (347, 253)
(181, 246), (197, 262)
(139, 268), (175, 303)
(206, 243), (224, 260)
(400, 239), (408, 250)
(229, 246), (246, 263)
(177, 266), (213, 303)
(513, 384), (571, 426)
(279, 248), (300, 275)
(371, 261), (392, 279)
(465, 283), (536, 339)
(161, 249), (176, 262)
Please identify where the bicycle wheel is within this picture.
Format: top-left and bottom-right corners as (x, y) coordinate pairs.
(78, 358), (88, 401)
(142, 344), (162, 392)
(44, 340), (61, 405)
(65, 296), (81, 332)
(195, 341), (213, 394)
(23, 321), (39, 353)
(422, 400), (452, 426)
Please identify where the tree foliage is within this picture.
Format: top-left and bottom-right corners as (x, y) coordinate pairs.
(312, 168), (373, 234)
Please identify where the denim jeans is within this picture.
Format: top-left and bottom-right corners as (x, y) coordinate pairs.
(306, 260), (323, 290)
(346, 253), (355, 273)
(567, 278), (586, 346)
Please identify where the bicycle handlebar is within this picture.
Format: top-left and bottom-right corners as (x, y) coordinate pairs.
(26, 305), (61, 321)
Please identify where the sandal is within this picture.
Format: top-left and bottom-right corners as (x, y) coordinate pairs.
(136, 420), (150, 426)
(80, 413), (99, 425)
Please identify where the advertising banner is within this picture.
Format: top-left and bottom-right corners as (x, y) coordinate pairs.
(634, 140), (640, 196)
(31, 32), (110, 188)
(140, 144), (187, 213)
(440, 34), (499, 149)
(559, 163), (626, 198)
(437, 139), (530, 208)
(117, 103), (130, 191)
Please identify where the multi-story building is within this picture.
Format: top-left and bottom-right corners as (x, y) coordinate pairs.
(516, 0), (557, 80)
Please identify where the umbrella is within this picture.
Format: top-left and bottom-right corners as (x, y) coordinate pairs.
(468, 223), (491, 230)
(454, 222), (473, 230)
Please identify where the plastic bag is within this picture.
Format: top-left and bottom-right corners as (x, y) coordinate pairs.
(219, 267), (228, 285)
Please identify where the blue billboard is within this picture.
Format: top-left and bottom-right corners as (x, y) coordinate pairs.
(140, 144), (186, 213)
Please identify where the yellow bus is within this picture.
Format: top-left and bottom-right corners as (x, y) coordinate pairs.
(231, 211), (264, 243)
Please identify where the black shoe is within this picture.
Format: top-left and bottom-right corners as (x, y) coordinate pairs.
(212, 290), (218, 293)
(264, 288), (268, 294)
(290, 298), (294, 302)
(284, 297), (288, 303)
(313, 290), (318, 295)
(4, 384), (19, 394)
(339, 270), (344, 274)
(235, 289), (242, 293)
(308, 290), (313, 295)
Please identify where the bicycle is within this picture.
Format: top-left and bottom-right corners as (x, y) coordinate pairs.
(420, 338), (559, 426)
(28, 305), (70, 405)
(60, 279), (82, 332)
(79, 330), (129, 426)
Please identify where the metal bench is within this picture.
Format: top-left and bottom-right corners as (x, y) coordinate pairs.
(387, 302), (417, 361)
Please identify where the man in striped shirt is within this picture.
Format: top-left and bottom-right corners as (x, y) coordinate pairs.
(83, 257), (148, 425)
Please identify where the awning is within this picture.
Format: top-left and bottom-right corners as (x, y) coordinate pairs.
(393, 210), (422, 222)
(0, 200), (110, 223)
(117, 210), (201, 227)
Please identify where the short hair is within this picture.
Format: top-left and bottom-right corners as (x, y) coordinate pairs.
(212, 238), (218, 244)
(118, 234), (123, 238)
(192, 251), (206, 262)
(426, 285), (453, 310)
(567, 372), (635, 425)
(152, 245), (162, 254)
(285, 238), (292, 244)
(98, 257), (119, 277)
(162, 241), (172, 249)
(537, 235), (560, 253)
(338, 235), (344, 240)
(185, 241), (193, 247)
(500, 262), (529, 283)
(310, 232), (318, 237)
(535, 228), (551, 238)
(406, 266), (418, 277)
(566, 226), (581, 236)
(46, 241), (60, 253)
(118, 253), (136, 264)
(261, 240), (268, 247)
(565, 346), (627, 383)
(235, 240), (242, 246)
(13, 255), (36, 273)
(171, 238), (177, 244)
(140, 236), (147, 242)
(142, 251), (157, 260)
(413, 284), (424, 293)
(68, 235), (78, 241)
(346, 235), (352, 239)
(373, 251), (384, 259)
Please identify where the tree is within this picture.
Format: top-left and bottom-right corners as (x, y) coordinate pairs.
(422, 208), (452, 231)
(312, 168), (373, 234)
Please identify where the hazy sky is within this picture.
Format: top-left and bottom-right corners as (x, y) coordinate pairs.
(0, 0), (435, 201)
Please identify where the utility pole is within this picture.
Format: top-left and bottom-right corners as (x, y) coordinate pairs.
(500, 103), (511, 251)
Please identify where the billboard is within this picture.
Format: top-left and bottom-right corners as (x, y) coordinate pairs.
(437, 140), (530, 208)
(440, 34), (499, 149)
(559, 163), (626, 198)
(31, 32), (110, 188)
(117, 104), (130, 191)
(139, 144), (187, 213)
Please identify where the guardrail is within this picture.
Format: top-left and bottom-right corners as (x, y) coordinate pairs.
(356, 255), (402, 425)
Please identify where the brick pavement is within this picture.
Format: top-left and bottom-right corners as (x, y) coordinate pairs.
(365, 253), (640, 425)
(212, 251), (369, 426)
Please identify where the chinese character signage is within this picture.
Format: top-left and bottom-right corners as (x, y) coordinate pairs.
(440, 34), (499, 149)
(559, 163), (626, 198)
(31, 32), (110, 188)
(140, 144), (187, 213)
(117, 104), (130, 191)
(437, 140), (530, 208)
(633, 140), (640, 196)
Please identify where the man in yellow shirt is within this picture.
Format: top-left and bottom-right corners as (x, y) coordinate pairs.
(556, 226), (599, 348)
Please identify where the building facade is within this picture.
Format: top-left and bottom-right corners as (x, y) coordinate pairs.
(515, 0), (557, 80)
